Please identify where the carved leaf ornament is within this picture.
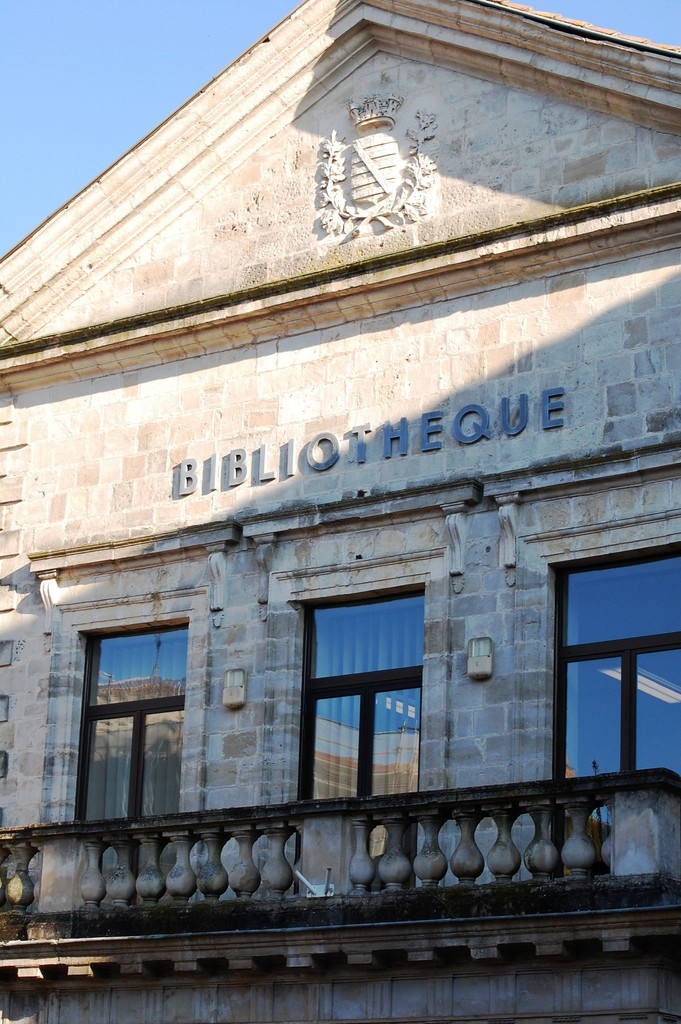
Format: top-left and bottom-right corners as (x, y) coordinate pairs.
(318, 95), (438, 241)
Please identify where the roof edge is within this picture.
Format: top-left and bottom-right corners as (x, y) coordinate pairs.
(472, 0), (681, 57)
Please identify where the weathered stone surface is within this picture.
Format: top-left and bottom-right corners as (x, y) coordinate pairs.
(0, 0), (680, 1020)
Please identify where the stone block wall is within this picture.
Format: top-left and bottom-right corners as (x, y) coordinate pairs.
(0, 238), (677, 824)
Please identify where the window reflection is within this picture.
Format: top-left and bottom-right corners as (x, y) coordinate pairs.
(565, 555), (681, 645)
(142, 711), (184, 816)
(560, 556), (681, 779)
(311, 595), (424, 677)
(85, 717), (133, 820)
(91, 630), (186, 705)
(312, 695), (360, 798)
(304, 595), (424, 799)
(636, 650), (681, 774)
(372, 687), (420, 796)
(79, 627), (187, 820)
(564, 659), (621, 778)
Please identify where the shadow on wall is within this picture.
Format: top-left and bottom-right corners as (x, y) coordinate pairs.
(5, 253), (681, 600)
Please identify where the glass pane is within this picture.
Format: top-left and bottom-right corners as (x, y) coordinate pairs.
(311, 595), (424, 677)
(85, 717), (133, 819)
(91, 629), (187, 705)
(142, 711), (184, 816)
(372, 687), (420, 795)
(636, 649), (681, 774)
(565, 658), (621, 778)
(565, 556), (681, 645)
(311, 695), (360, 798)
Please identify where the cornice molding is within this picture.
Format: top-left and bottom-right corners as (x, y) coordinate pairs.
(28, 521), (241, 578)
(1, 185), (679, 390)
(369, 0), (681, 130)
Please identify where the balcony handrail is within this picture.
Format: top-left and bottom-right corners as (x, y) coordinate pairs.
(0, 768), (677, 916)
(0, 767), (677, 843)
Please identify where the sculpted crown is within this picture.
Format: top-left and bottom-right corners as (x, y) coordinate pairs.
(347, 94), (403, 133)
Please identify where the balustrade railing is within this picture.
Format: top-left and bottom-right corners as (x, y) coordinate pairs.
(0, 770), (678, 915)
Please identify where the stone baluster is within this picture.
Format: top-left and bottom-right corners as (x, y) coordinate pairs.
(560, 798), (597, 878)
(229, 826), (261, 899)
(165, 832), (198, 903)
(450, 810), (484, 885)
(135, 833), (167, 904)
(80, 838), (107, 908)
(0, 844), (11, 910)
(486, 807), (522, 881)
(259, 822), (294, 897)
(349, 815), (375, 894)
(106, 837), (137, 907)
(523, 802), (559, 881)
(413, 811), (447, 888)
(196, 829), (228, 901)
(599, 801), (612, 870)
(6, 841), (37, 909)
(377, 815), (412, 892)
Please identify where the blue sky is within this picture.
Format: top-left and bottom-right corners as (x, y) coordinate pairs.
(1, 0), (680, 258)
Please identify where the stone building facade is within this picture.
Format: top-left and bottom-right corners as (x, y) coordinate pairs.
(0, 0), (681, 1020)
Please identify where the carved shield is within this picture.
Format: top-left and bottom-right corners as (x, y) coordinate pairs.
(350, 132), (400, 206)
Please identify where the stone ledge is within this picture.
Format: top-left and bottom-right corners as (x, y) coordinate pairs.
(28, 520), (241, 576)
(0, 884), (679, 984)
(2, 184), (680, 385)
(1, 875), (680, 946)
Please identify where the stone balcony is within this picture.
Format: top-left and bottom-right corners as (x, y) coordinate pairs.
(0, 769), (679, 959)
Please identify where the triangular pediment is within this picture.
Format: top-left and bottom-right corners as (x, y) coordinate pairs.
(2, 0), (680, 349)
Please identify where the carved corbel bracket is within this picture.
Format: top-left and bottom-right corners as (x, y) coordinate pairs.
(206, 547), (228, 628)
(38, 571), (59, 651)
(443, 497), (478, 594)
(253, 534), (277, 621)
(495, 494), (520, 588)
(444, 510), (468, 594)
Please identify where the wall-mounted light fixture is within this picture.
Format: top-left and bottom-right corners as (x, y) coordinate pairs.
(467, 637), (493, 681)
(222, 668), (246, 709)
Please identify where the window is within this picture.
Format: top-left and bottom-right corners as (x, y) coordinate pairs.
(557, 554), (681, 779)
(300, 594), (424, 799)
(77, 628), (187, 820)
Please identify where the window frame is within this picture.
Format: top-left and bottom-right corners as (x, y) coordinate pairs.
(555, 553), (681, 778)
(76, 626), (187, 821)
(299, 595), (423, 800)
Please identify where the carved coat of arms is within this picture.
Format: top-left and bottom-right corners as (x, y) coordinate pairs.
(318, 95), (437, 241)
